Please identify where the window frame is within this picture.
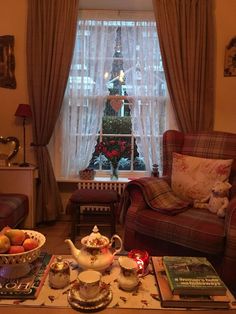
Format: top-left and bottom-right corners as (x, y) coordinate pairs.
(51, 10), (169, 180)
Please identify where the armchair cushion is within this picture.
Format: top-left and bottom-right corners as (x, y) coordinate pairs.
(171, 153), (233, 202)
(128, 204), (225, 255)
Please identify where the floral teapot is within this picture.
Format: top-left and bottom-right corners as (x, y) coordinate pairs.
(65, 225), (123, 272)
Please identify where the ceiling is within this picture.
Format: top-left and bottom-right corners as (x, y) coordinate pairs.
(79, 0), (153, 11)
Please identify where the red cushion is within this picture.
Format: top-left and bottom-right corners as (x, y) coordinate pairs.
(70, 189), (118, 204)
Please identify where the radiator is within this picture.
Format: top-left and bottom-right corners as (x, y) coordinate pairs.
(77, 178), (128, 213)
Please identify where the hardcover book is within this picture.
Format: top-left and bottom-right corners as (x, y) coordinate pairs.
(162, 256), (227, 296)
(0, 252), (54, 299)
(152, 257), (232, 309)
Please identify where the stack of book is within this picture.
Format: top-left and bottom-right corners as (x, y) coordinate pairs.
(152, 256), (233, 309)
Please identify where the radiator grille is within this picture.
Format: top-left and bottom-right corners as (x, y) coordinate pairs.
(77, 180), (127, 194)
(77, 179), (128, 212)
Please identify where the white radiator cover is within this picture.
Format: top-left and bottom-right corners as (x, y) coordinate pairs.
(77, 178), (129, 212)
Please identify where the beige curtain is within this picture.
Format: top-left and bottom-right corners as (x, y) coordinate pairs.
(27, 0), (79, 223)
(152, 0), (215, 132)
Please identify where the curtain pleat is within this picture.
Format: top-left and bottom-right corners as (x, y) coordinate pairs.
(27, 0), (79, 223)
(152, 0), (215, 132)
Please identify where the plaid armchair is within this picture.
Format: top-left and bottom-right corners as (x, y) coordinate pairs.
(122, 130), (236, 290)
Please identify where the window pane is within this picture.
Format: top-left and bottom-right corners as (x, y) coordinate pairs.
(90, 135), (132, 170)
(103, 105), (132, 135)
(54, 18), (167, 178)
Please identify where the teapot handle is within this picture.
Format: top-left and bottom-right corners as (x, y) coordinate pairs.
(110, 234), (123, 256)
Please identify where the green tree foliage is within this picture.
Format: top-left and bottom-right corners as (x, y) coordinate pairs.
(102, 116), (131, 135)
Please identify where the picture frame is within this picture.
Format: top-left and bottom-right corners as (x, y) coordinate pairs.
(0, 35), (16, 89)
(224, 36), (236, 77)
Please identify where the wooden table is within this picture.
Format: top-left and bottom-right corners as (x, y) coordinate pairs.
(1, 254), (236, 314)
(1, 307), (236, 314)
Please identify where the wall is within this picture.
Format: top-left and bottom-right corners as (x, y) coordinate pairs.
(214, 0), (236, 131)
(0, 0), (235, 167)
(0, 0), (32, 165)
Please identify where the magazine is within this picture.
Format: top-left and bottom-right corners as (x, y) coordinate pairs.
(0, 252), (54, 299)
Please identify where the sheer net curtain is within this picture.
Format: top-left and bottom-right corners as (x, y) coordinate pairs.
(120, 21), (168, 173)
(54, 21), (116, 177)
(53, 18), (173, 177)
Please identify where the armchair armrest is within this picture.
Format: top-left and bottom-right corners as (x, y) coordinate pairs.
(128, 175), (170, 204)
(225, 196), (236, 256)
(119, 175), (180, 224)
(221, 196), (236, 286)
(128, 185), (149, 211)
(119, 186), (148, 224)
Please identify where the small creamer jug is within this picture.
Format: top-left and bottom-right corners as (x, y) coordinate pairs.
(117, 256), (143, 291)
(49, 256), (70, 289)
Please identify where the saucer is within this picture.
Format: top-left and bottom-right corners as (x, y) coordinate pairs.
(68, 282), (112, 309)
(68, 289), (112, 312)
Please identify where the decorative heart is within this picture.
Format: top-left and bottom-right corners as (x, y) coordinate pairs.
(0, 136), (20, 160)
(110, 98), (123, 112)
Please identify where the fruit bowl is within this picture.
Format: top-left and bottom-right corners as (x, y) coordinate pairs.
(0, 230), (45, 278)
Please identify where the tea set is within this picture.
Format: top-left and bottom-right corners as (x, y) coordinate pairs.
(48, 225), (149, 310)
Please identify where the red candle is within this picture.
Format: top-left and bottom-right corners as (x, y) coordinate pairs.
(128, 249), (149, 274)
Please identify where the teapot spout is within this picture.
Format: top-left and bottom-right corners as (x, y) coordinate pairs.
(65, 239), (80, 260)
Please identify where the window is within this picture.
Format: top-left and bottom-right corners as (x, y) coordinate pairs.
(51, 11), (170, 179)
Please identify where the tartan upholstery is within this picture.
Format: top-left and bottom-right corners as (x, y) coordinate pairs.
(67, 188), (118, 242)
(163, 130), (236, 190)
(123, 130), (236, 289)
(127, 191), (225, 255)
(0, 193), (29, 229)
(124, 177), (189, 214)
(70, 189), (118, 204)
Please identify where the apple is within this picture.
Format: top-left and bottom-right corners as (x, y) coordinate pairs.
(23, 238), (38, 251)
(8, 245), (25, 254)
(5, 229), (26, 245)
(0, 234), (11, 253)
(0, 226), (11, 235)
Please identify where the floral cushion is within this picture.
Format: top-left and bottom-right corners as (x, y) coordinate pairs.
(171, 153), (233, 202)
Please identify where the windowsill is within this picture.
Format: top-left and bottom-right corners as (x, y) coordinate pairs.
(56, 176), (132, 183)
(56, 169), (149, 183)
(56, 170), (149, 183)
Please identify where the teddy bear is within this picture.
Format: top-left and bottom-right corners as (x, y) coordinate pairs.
(193, 181), (232, 218)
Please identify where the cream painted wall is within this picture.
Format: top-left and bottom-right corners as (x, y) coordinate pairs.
(215, 0), (236, 132)
(0, 0), (235, 167)
(0, 0), (33, 165)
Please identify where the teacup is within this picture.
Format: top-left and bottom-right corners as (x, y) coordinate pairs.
(77, 270), (102, 299)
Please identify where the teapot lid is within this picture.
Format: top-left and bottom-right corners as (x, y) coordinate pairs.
(81, 225), (109, 248)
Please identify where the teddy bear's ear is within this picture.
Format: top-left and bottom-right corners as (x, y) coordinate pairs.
(226, 182), (232, 189)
